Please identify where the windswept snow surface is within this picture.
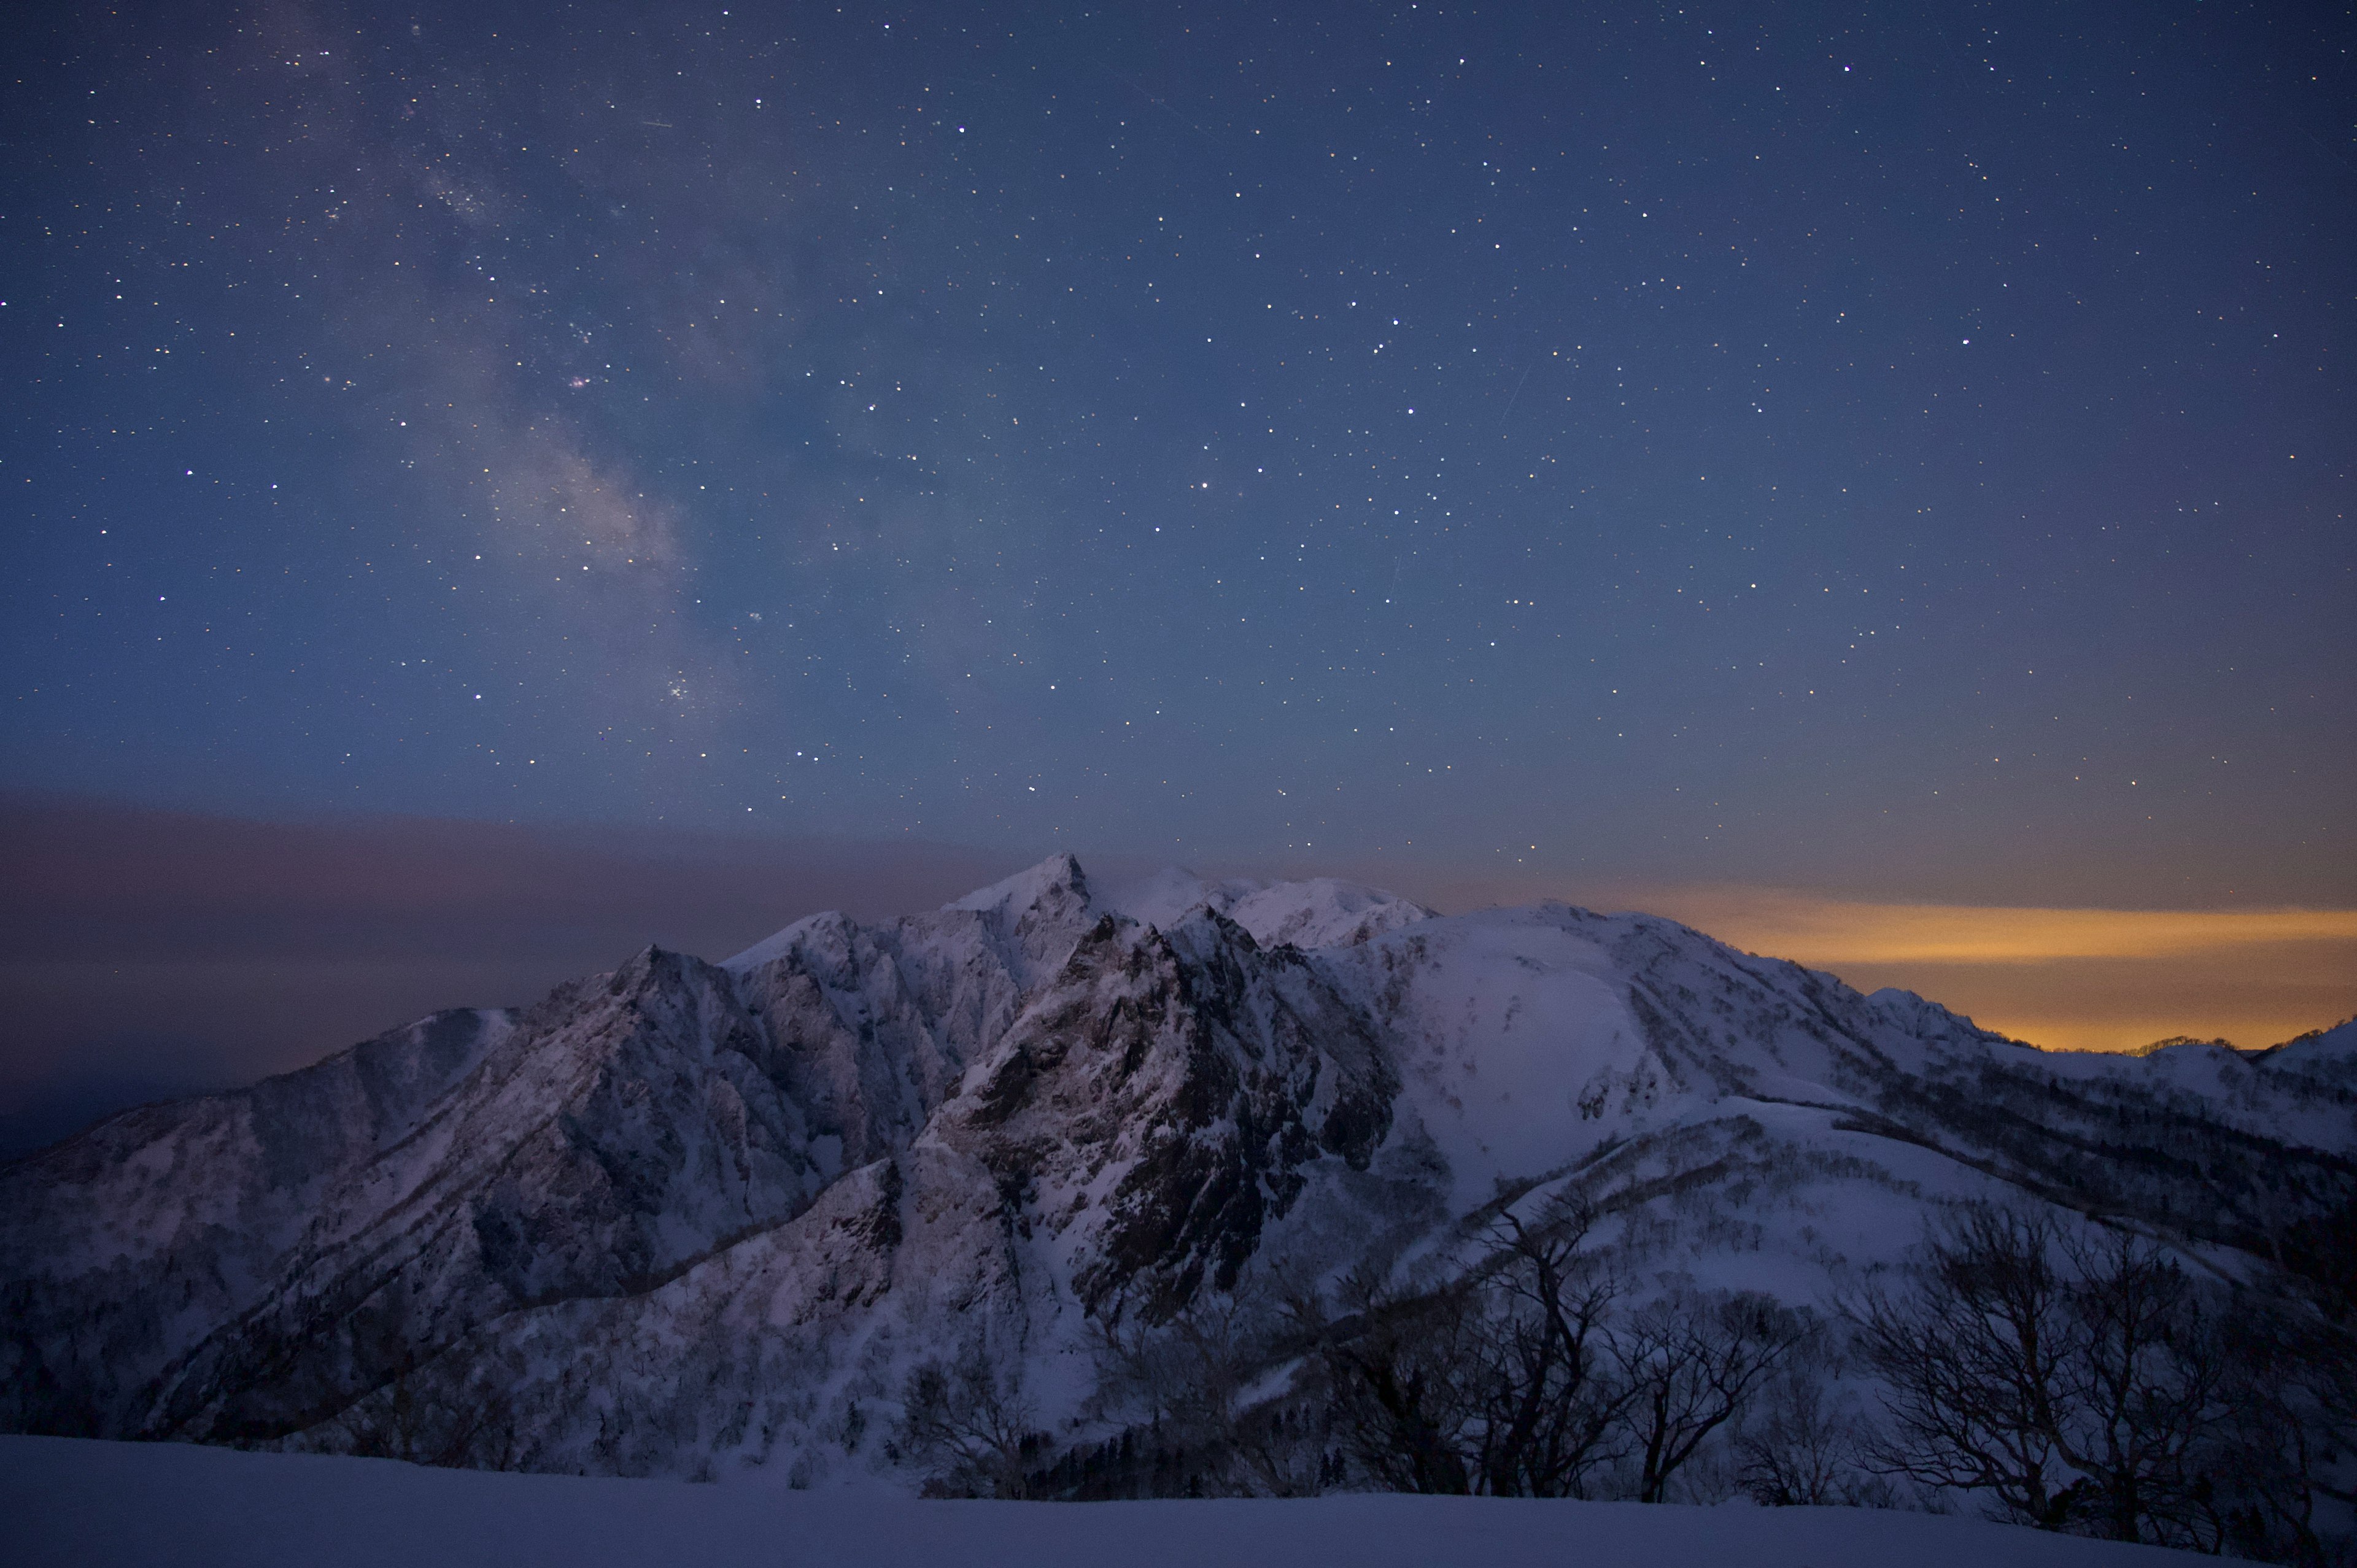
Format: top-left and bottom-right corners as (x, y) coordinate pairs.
(3, 854), (2351, 1496)
(2, 1435), (2214, 1568)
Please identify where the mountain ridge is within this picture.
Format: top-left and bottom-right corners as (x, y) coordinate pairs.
(3, 854), (2350, 1498)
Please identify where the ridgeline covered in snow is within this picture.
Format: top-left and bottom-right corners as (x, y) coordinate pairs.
(4, 856), (2351, 1557)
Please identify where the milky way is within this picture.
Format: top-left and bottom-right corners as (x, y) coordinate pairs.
(4, 0), (2350, 904)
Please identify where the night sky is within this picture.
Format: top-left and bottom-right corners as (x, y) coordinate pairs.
(2, 2), (2353, 1124)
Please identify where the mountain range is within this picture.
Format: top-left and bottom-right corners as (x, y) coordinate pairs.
(4, 854), (2351, 1495)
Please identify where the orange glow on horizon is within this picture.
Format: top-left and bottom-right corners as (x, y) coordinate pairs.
(1653, 895), (2357, 966)
(1631, 890), (2357, 1055)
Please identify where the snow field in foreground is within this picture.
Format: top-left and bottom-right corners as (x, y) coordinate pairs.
(3, 1435), (2216, 1567)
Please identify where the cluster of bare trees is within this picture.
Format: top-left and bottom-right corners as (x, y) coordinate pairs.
(1315, 1210), (1809, 1502)
(1090, 1280), (1326, 1497)
(906, 1201), (1817, 1505)
(889, 1345), (1042, 1499)
(891, 1195), (2354, 1566)
(326, 1361), (522, 1470)
(1854, 1204), (2356, 1562)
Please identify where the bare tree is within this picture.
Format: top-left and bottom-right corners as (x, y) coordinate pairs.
(1617, 1287), (1811, 1502)
(1090, 1273), (1322, 1497)
(1324, 1273), (1485, 1494)
(895, 1344), (1038, 1498)
(1469, 1213), (1638, 1497)
(2209, 1294), (2357, 1566)
(1734, 1346), (1884, 1508)
(1323, 1206), (1639, 1498)
(2049, 1227), (2232, 1547)
(1851, 1205), (2081, 1528)
(1850, 1202), (2332, 1554)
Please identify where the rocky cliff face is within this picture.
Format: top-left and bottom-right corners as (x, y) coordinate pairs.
(4, 855), (2350, 1483)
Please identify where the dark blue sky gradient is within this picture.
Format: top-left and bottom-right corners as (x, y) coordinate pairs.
(6, 0), (2351, 903)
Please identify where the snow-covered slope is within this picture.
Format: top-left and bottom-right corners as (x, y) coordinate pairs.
(2, 855), (2350, 1495)
(3, 1434), (2213, 1568)
(0, 1007), (514, 1435)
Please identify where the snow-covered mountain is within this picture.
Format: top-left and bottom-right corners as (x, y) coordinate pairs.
(2, 854), (2350, 1491)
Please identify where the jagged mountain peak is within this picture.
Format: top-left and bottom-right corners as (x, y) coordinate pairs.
(720, 907), (858, 975)
(719, 854), (1433, 993)
(944, 850), (1092, 918)
(1104, 865), (1437, 951)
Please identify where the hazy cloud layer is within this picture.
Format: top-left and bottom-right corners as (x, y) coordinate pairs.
(1615, 887), (2357, 1056)
(0, 795), (1022, 1155)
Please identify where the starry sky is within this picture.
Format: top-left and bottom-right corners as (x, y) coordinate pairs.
(2, 1), (2353, 1125)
